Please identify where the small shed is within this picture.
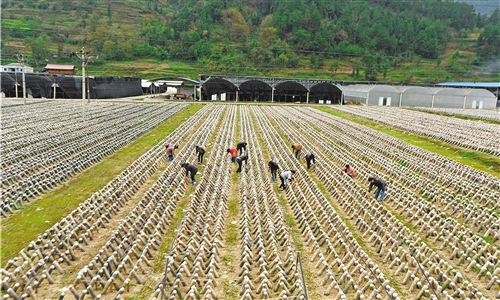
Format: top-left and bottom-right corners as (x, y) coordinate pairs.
(44, 64), (75, 75)
(141, 80), (161, 95)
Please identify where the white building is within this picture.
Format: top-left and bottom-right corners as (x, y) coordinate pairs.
(1, 63), (34, 73)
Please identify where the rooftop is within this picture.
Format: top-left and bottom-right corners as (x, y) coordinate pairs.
(44, 64), (75, 70)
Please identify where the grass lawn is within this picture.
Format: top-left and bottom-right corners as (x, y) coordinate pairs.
(318, 106), (500, 179)
(0, 104), (203, 266)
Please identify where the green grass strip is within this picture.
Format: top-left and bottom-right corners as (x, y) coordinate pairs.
(317, 107), (500, 179)
(0, 104), (203, 265)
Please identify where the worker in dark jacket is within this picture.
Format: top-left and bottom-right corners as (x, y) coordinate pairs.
(291, 143), (302, 159)
(268, 160), (280, 181)
(368, 177), (387, 201)
(195, 146), (205, 164)
(235, 155), (248, 173)
(305, 152), (316, 169)
(237, 142), (248, 155)
(182, 162), (198, 185)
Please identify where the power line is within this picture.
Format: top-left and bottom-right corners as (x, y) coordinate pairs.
(0, 54), (489, 77)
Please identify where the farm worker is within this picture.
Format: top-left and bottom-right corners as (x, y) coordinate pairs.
(182, 162), (198, 185)
(166, 144), (179, 162)
(279, 170), (296, 190)
(291, 143), (302, 159)
(226, 147), (238, 163)
(196, 146), (206, 164)
(268, 160), (280, 181)
(305, 152), (316, 169)
(237, 142), (248, 155)
(235, 155), (249, 173)
(165, 142), (174, 149)
(343, 164), (355, 178)
(368, 176), (387, 201)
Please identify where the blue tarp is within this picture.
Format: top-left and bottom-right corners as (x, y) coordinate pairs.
(436, 82), (500, 88)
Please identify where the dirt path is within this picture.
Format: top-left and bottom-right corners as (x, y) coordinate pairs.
(215, 171), (242, 299)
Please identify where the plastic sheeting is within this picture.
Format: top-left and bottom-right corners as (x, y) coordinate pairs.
(1, 72), (52, 98)
(433, 88), (468, 108)
(202, 77), (237, 100)
(396, 86), (435, 107)
(1, 72), (143, 99)
(54, 75), (82, 99)
(90, 76), (143, 99)
(275, 81), (308, 102)
(310, 82), (342, 104)
(1, 72), (17, 95)
(341, 84), (497, 109)
(238, 80), (272, 101)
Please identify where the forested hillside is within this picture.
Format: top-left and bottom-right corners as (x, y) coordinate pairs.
(1, 0), (499, 81)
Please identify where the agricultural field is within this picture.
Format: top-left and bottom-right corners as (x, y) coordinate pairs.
(1, 100), (499, 300)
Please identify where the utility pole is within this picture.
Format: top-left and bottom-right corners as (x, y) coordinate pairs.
(15, 72), (18, 99)
(81, 50), (86, 101)
(73, 47), (97, 103)
(16, 54), (27, 105)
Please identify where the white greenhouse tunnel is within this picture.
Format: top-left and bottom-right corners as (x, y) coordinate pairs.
(341, 84), (497, 109)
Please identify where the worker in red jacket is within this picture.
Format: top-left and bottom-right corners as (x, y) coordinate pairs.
(343, 164), (355, 178)
(226, 147), (238, 163)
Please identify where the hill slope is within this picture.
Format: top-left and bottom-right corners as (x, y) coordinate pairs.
(1, 0), (499, 82)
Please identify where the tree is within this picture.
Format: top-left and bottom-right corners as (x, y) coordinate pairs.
(362, 54), (378, 81)
(310, 54), (324, 71)
(26, 35), (51, 66)
(222, 8), (249, 43)
(329, 62), (339, 74)
(477, 22), (500, 58)
(436, 57), (442, 67)
(414, 26), (440, 59)
(278, 53), (289, 68)
(289, 29), (311, 49)
(102, 40), (127, 60)
(107, 4), (112, 20)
